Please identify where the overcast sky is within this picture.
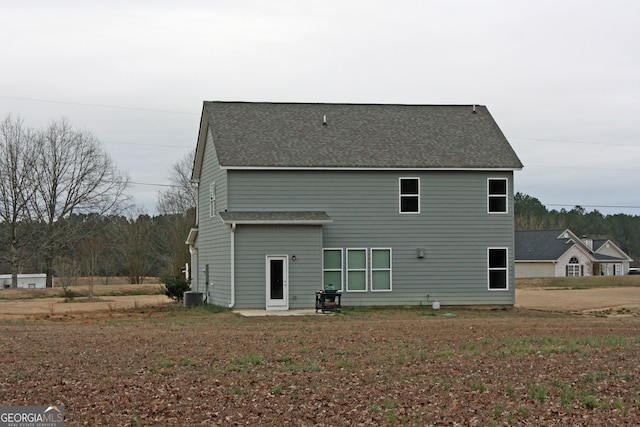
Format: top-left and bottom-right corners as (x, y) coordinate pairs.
(1, 0), (639, 215)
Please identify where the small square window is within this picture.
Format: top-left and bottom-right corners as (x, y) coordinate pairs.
(399, 178), (420, 214)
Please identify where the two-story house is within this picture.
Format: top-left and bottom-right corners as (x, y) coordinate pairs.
(186, 102), (523, 310)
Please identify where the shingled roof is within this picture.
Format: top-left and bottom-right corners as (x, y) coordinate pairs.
(515, 229), (628, 262)
(197, 102), (523, 170)
(515, 230), (573, 261)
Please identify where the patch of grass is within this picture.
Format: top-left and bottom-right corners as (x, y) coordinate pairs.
(542, 275), (640, 289)
(179, 358), (193, 367)
(505, 383), (515, 397)
(1, 319), (26, 326)
(560, 386), (576, 406)
(529, 384), (547, 403)
(470, 381), (486, 392)
(10, 370), (28, 381)
(580, 393), (600, 409)
(518, 406), (529, 419)
(228, 353), (262, 372)
(157, 357), (173, 369)
(271, 385), (283, 395)
(279, 353), (291, 362)
(336, 360), (353, 370)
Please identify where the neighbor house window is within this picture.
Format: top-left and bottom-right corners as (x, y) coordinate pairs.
(488, 178), (507, 213)
(209, 182), (216, 217)
(488, 248), (508, 290)
(323, 249), (343, 291)
(347, 249), (367, 291)
(371, 248), (392, 291)
(566, 256), (582, 276)
(399, 178), (420, 213)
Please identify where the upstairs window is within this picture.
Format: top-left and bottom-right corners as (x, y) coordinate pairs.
(399, 178), (420, 214)
(488, 178), (507, 213)
(488, 248), (508, 290)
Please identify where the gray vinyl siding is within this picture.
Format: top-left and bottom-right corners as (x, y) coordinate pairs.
(233, 225), (323, 309)
(227, 169), (515, 306)
(195, 130), (232, 306)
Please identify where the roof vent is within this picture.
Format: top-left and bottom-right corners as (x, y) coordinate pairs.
(472, 105), (477, 114)
(323, 115), (327, 126)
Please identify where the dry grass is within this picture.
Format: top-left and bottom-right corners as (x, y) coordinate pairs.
(0, 278), (163, 300)
(516, 275), (640, 289)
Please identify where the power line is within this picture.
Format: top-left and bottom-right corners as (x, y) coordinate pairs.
(544, 203), (640, 210)
(511, 137), (640, 147)
(102, 139), (191, 149)
(526, 164), (639, 172)
(129, 181), (181, 188)
(0, 95), (197, 115)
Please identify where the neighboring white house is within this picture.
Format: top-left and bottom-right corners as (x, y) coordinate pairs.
(515, 229), (633, 278)
(0, 274), (49, 289)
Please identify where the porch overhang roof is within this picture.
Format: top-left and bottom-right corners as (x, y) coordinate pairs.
(219, 211), (333, 225)
(185, 228), (198, 245)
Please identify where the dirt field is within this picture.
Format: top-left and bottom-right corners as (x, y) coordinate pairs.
(0, 281), (639, 426)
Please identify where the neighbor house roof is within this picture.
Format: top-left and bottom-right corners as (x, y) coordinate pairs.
(193, 102), (523, 177)
(515, 229), (629, 262)
(515, 229), (574, 261)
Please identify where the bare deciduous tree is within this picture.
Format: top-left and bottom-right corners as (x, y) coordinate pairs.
(0, 116), (38, 287)
(156, 149), (196, 276)
(156, 149), (197, 216)
(31, 119), (130, 287)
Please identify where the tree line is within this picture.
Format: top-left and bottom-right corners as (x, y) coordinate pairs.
(0, 115), (195, 288)
(515, 192), (640, 266)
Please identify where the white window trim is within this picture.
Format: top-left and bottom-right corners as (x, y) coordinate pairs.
(487, 177), (508, 214)
(567, 257), (581, 277)
(322, 248), (343, 292)
(209, 182), (216, 218)
(370, 248), (392, 292)
(346, 248), (368, 292)
(399, 177), (420, 214)
(487, 247), (509, 291)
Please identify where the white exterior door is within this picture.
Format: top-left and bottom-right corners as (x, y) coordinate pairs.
(266, 256), (288, 310)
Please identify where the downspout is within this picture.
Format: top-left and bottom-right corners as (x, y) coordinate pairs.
(229, 223), (236, 308)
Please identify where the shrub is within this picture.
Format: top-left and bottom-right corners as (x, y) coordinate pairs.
(161, 275), (191, 301)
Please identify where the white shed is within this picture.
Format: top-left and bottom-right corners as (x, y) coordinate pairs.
(0, 273), (49, 289)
